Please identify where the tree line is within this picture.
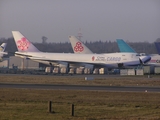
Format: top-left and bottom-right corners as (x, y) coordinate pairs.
(0, 37), (159, 56)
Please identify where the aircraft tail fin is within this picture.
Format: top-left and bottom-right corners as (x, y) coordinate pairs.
(0, 43), (7, 58)
(116, 39), (136, 53)
(154, 42), (160, 55)
(69, 36), (93, 54)
(0, 43), (7, 52)
(12, 31), (40, 52)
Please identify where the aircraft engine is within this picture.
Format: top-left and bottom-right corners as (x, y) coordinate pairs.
(139, 56), (151, 64)
(58, 62), (68, 68)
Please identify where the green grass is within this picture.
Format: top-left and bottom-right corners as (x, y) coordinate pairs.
(0, 89), (160, 120)
(0, 75), (160, 119)
(0, 74), (160, 86)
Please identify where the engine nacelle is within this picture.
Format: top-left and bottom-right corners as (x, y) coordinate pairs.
(58, 62), (68, 68)
(139, 56), (151, 64)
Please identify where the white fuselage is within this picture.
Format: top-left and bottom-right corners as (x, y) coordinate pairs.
(15, 52), (149, 68)
(146, 54), (160, 67)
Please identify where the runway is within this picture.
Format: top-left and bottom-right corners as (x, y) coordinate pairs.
(0, 83), (160, 92)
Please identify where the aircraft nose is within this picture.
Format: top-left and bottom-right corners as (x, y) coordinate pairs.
(139, 56), (151, 64)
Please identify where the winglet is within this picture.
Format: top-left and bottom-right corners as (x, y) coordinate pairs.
(116, 39), (136, 53)
(69, 36), (93, 54)
(12, 31), (40, 52)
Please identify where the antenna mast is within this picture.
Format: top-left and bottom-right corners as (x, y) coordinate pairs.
(77, 28), (83, 41)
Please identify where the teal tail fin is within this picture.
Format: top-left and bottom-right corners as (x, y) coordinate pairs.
(116, 39), (136, 53)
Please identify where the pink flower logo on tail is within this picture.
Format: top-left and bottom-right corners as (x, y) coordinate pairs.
(74, 42), (84, 52)
(17, 37), (30, 51)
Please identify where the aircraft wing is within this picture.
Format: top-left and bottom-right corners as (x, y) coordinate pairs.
(15, 52), (89, 63)
(27, 56), (104, 66)
(14, 52), (150, 69)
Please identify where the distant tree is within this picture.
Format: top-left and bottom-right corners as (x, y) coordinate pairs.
(5, 38), (17, 56)
(0, 37), (158, 56)
(155, 38), (160, 42)
(0, 38), (6, 42)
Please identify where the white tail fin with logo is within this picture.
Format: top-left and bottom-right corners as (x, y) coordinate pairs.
(69, 36), (93, 54)
(12, 31), (40, 52)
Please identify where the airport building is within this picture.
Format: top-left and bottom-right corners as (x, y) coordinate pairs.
(0, 56), (39, 70)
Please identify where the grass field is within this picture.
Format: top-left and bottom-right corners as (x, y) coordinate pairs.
(0, 74), (160, 86)
(0, 74), (160, 120)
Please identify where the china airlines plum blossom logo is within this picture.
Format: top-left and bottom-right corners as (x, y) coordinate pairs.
(92, 56), (95, 61)
(17, 37), (30, 51)
(74, 42), (84, 52)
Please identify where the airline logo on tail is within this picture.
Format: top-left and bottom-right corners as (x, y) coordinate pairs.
(12, 31), (40, 52)
(69, 36), (93, 54)
(17, 37), (30, 51)
(74, 42), (84, 52)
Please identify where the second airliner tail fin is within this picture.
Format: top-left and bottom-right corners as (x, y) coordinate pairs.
(69, 36), (93, 54)
(116, 39), (136, 53)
